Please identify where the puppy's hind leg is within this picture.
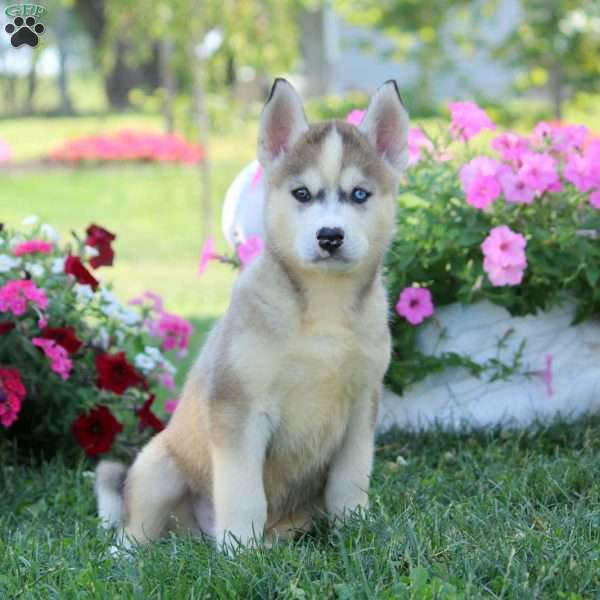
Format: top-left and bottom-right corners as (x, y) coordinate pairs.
(121, 433), (188, 546)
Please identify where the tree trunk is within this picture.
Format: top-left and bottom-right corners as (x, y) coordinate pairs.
(159, 38), (176, 133)
(549, 61), (563, 121)
(25, 52), (37, 114)
(56, 8), (74, 115)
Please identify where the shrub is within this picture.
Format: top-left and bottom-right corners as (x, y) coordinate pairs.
(0, 219), (192, 460)
(385, 107), (600, 394)
(49, 130), (204, 165)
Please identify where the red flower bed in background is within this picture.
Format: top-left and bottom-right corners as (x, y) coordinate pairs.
(49, 130), (204, 165)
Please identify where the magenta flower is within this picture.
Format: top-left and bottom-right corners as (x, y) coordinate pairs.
(164, 399), (179, 413)
(237, 236), (264, 267)
(0, 139), (11, 163)
(533, 122), (589, 153)
(147, 312), (193, 355)
(250, 164), (263, 192)
(543, 354), (555, 397)
(459, 156), (503, 189)
(158, 371), (176, 391)
(346, 109), (366, 126)
(12, 240), (54, 257)
(448, 101), (495, 141)
(198, 237), (217, 276)
(465, 175), (502, 210)
(32, 338), (73, 380)
(0, 280), (48, 316)
(518, 152), (559, 193)
(492, 132), (530, 162)
(459, 157), (504, 210)
(481, 226), (527, 287)
(395, 287), (434, 326)
(408, 127), (434, 165)
(499, 169), (536, 205)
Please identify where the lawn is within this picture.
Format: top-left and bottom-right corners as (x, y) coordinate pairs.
(2, 112), (600, 598)
(2, 419), (600, 598)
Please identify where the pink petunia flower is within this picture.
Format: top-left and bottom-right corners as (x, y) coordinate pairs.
(459, 156), (504, 190)
(32, 338), (73, 380)
(492, 132), (530, 162)
(147, 312), (193, 356)
(518, 152), (559, 193)
(0, 280), (48, 316)
(533, 122), (589, 153)
(346, 109), (366, 126)
(237, 235), (264, 267)
(448, 101), (495, 141)
(483, 257), (526, 286)
(464, 175), (502, 210)
(543, 354), (555, 397)
(395, 287), (434, 326)
(158, 371), (176, 391)
(164, 399), (179, 413)
(481, 226), (527, 287)
(499, 169), (536, 204)
(0, 139), (11, 163)
(12, 240), (54, 257)
(198, 237), (217, 276)
(129, 290), (164, 312)
(250, 164), (263, 192)
(408, 127), (434, 165)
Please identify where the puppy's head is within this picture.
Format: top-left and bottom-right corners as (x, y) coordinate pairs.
(258, 78), (409, 275)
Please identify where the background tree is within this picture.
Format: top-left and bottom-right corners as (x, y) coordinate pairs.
(495, 0), (600, 120)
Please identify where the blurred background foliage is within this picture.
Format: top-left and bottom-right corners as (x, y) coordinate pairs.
(0, 0), (598, 128)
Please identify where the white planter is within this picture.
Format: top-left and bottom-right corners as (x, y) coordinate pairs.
(377, 300), (600, 432)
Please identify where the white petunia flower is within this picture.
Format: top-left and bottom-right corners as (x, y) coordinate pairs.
(24, 262), (44, 278)
(120, 309), (141, 326)
(75, 284), (95, 303)
(22, 215), (39, 226)
(0, 254), (20, 273)
(135, 353), (156, 372)
(100, 302), (120, 319)
(144, 346), (164, 362)
(161, 357), (176, 374)
(100, 289), (118, 305)
(40, 224), (60, 242)
(84, 245), (99, 258)
(51, 256), (66, 274)
(93, 327), (111, 350)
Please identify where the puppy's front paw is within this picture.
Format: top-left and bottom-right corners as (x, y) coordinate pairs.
(325, 487), (369, 521)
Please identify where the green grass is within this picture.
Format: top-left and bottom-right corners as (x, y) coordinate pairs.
(2, 419), (600, 598)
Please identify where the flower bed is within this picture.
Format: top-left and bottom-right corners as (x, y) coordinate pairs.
(0, 219), (192, 458)
(49, 130), (204, 165)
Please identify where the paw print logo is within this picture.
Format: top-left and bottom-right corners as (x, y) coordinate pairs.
(5, 15), (45, 48)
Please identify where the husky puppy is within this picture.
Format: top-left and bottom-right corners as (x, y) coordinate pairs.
(95, 78), (409, 549)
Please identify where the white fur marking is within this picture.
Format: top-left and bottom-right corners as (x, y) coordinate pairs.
(319, 129), (343, 186)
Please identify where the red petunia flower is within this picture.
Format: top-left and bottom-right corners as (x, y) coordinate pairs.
(71, 405), (123, 456)
(95, 352), (144, 395)
(0, 367), (26, 428)
(137, 395), (165, 432)
(40, 326), (83, 354)
(85, 224), (116, 269)
(64, 255), (99, 291)
(0, 321), (15, 335)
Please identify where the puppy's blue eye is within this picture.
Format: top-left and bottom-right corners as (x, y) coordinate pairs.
(351, 187), (371, 204)
(292, 187), (311, 203)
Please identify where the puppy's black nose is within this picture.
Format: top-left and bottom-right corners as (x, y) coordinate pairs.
(317, 227), (344, 252)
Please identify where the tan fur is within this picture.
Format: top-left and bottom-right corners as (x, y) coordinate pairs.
(95, 79), (409, 550)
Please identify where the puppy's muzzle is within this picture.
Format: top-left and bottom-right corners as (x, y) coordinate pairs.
(317, 227), (344, 253)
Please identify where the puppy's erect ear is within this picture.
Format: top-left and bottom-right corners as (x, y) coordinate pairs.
(360, 80), (410, 172)
(258, 78), (308, 168)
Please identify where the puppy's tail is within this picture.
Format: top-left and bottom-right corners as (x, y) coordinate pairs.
(95, 460), (127, 529)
